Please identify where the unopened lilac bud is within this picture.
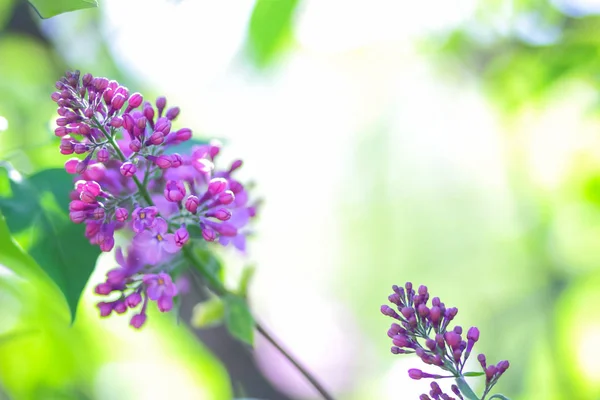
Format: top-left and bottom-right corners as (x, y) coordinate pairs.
(75, 160), (89, 174)
(123, 113), (134, 132)
(467, 326), (480, 342)
(110, 116), (123, 128)
(229, 159), (243, 173)
(143, 103), (155, 121)
(134, 116), (146, 130)
(207, 208), (232, 221)
(444, 331), (461, 349)
(74, 143), (88, 154)
(97, 147), (110, 163)
(202, 226), (216, 241)
(497, 360), (510, 373)
(425, 339), (436, 351)
(218, 190), (235, 205)
(175, 128), (192, 141)
(453, 326), (463, 335)
(113, 301), (127, 314)
(417, 304), (429, 318)
(120, 162), (137, 177)
(175, 226), (189, 247)
(84, 107), (94, 118)
(154, 117), (171, 134)
(166, 107), (180, 120)
(380, 305), (400, 319)
(130, 313), (147, 329)
(128, 92), (143, 108)
(208, 178), (228, 195)
(148, 155), (172, 169)
(69, 211), (87, 224)
(429, 306), (441, 324)
(56, 117), (68, 127)
(115, 207), (128, 222)
(156, 96), (166, 115)
(82, 72), (93, 86)
(125, 292), (142, 308)
(65, 158), (79, 174)
(111, 93), (126, 110)
(387, 323), (402, 338)
(60, 139), (74, 155)
(94, 77), (109, 91)
(164, 180), (186, 202)
(55, 126), (68, 137)
(95, 282), (113, 295)
(97, 302), (113, 317)
(92, 207), (105, 220)
(453, 348), (462, 362)
(445, 307), (458, 320)
(129, 139), (142, 152)
(170, 153), (183, 168)
(478, 353), (487, 368)
(408, 369), (424, 380)
(103, 88), (115, 104)
(147, 131), (164, 145)
(401, 307), (414, 319)
(485, 365), (497, 380)
(185, 195), (200, 213)
(116, 86), (129, 99)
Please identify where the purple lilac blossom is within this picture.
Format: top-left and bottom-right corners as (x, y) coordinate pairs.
(381, 282), (509, 399)
(53, 71), (259, 328)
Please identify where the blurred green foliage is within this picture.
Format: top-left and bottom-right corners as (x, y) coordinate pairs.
(28, 0), (97, 19)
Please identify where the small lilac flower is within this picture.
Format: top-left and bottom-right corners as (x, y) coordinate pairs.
(143, 272), (177, 312)
(133, 218), (179, 264)
(131, 206), (158, 233)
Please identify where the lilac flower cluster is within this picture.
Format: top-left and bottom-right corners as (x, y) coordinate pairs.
(381, 282), (509, 400)
(52, 71), (257, 328)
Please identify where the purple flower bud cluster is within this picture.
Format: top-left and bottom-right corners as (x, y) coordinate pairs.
(95, 246), (178, 328)
(418, 382), (464, 400)
(381, 282), (509, 399)
(52, 71), (258, 328)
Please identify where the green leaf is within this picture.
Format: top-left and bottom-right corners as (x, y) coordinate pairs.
(236, 264), (255, 297)
(28, 0), (97, 18)
(489, 395), (511, 400)
(247, 0), (300, 68)
(163, 138), (210, 155)
(463, 371), (485, 377)
(455, 377), (480, 400)
(223, 293), (255, 346)
(0, 165), (101, 322)
(193, 246), (225, 284)
(191, 296), (225, 328)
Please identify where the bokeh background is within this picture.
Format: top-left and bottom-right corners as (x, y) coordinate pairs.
(1, 0), (600, 399)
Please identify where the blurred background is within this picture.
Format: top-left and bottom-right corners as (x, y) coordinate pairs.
(1, 0), (600, 398)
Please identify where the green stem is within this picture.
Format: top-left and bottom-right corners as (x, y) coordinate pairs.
(97, 122), (335, 399)
(256, 322), (335, 400)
